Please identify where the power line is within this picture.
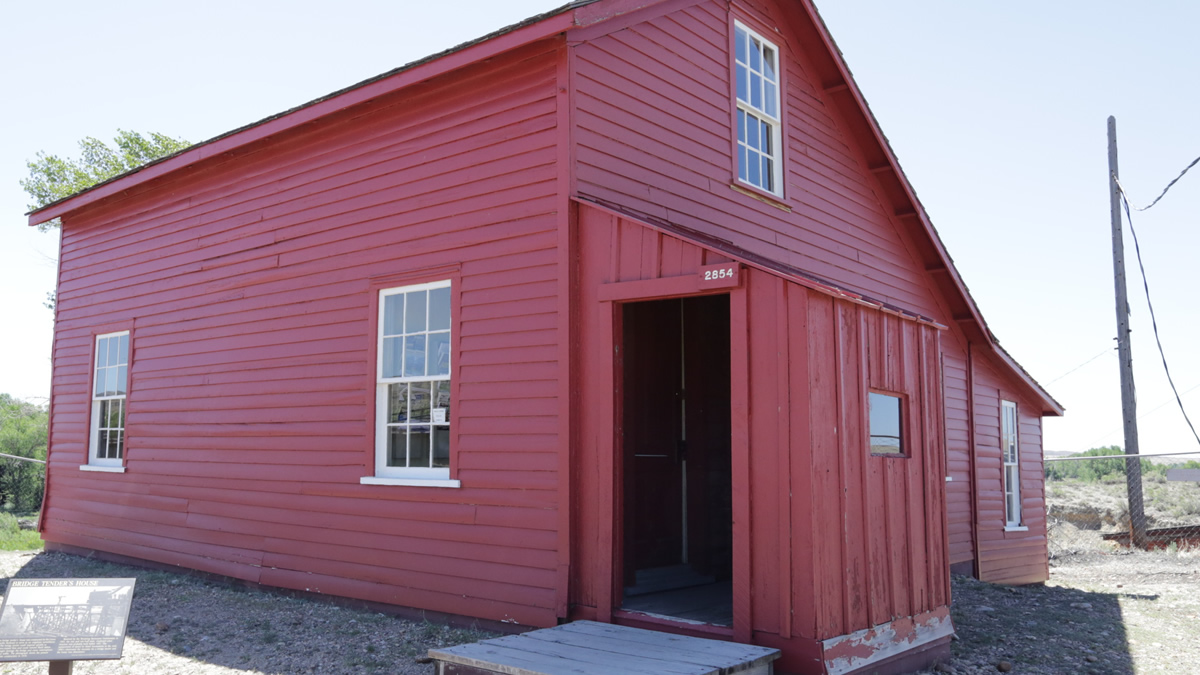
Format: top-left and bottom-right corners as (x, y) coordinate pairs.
(1125, 154), (1200, 211)
(1047, 347), (1114, 384)
(1073, 381), (1200, 452)
(1116, 186), (1200, 448)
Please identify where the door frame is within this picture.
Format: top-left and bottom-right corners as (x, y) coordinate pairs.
(594, 270), (751, 642)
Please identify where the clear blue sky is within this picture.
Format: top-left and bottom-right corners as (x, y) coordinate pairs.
(3, 1), (1198, 458)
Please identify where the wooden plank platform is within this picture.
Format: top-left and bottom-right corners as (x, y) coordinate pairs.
(428, 620), (780, 675)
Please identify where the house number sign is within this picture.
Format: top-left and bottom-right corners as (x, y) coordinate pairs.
(698, 263), (741, 289)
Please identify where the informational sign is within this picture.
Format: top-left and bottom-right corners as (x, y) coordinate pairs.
(0, 578), (136, 662)
(697, 262), (741, 289)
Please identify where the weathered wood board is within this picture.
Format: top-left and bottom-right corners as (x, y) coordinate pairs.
(429, 620), (779, 675)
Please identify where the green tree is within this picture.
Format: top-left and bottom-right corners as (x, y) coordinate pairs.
(22, 129), (191, 310)
(0, 394), (49, 513)
(22, 129), (191, 230)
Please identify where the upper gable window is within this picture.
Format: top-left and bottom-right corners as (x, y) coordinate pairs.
(734, 22), (783, 196)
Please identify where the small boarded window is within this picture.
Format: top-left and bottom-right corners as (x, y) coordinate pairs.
(869, 391), (904, 457)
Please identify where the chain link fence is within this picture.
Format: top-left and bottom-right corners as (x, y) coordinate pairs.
(1045, 452), (1200, 559)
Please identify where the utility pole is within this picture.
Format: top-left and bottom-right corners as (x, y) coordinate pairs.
(1108, 116), (1148, 549)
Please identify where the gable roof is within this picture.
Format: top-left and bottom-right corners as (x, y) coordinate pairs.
(26, 0), (1061, 416)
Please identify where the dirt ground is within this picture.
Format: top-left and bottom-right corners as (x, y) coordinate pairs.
(922, 547), (1200, 675)
(0, 546), (1196, 674)
(0, 550), (488, 674)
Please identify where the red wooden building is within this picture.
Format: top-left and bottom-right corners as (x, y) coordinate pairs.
(29, 1), (1061, 673)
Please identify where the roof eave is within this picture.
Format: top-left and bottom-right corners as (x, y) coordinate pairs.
(26, 3), (581, 227)
(800, 0), (1061, 416)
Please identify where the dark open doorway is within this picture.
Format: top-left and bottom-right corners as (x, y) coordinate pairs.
(620, 294), (732, 626)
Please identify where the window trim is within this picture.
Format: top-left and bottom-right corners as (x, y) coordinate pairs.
(731, 19), (785, 198)
(86, 330), (131, 470)
(1001, 399), (1022, 527)
(867, 389), (907, 458)
(362, 277), (461, 487)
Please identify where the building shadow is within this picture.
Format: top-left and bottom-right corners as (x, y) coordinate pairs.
(943, 572), (1136, 675)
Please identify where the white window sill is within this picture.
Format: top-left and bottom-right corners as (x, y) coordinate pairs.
(360, 476), (461, 488)
(1004, 525), (1028, 532)
(80, 464), (126, 473)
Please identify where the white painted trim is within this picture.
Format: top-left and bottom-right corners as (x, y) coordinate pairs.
(360, 477), (461, 488)
(1004, 525), (1029, 532)
(733, 21), (784, 197)
(80, 464), (126, 473)
(1001, 399), (1022, 527)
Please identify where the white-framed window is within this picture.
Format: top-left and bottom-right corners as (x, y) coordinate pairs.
(734, 21), (783, 196)
(86, 331), (130, 470)
(1001, 400), (1022, 527)
(868, 391), (905, 457)
(363, 280), (458, 487)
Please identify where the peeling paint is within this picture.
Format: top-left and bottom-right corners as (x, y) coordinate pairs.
(822, 607), (952, 675)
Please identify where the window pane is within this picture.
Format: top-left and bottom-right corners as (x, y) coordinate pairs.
(406, 290), (427, 333)
(95, 370), (105, 397)
(749, 38), (761, 72)
(388, 383), (410, 423)
(383, 294), (405, 336)
(737, 109), (747, 144)
(435, 380), (451, 411)
(429, 286), (451, 331)
(116, 365), (128, 395)
(869, 392), (903, 455)
(108, 399), (124, 429)
(432, 427), (450, 468)
(765, 81), (777, 118)
(750, 72), (762, 110)
(114, 429), (124, 459)
(747, 116), (759, 149)
(409, 382), (431, 423)
(748, 148), (761, 186)
(762, 155), (773, 193)
(107, 337), (119, 369)
(97, 338), (109, 368)
(404, 335), (427, 377)
(387, 428), (408, 467)
(427, 331), (450, 376)
(410, 426), (431, 468)
(736, 64), (748, 103)
(104, 367), (116, 397)
(735, 27), (747, 66)
(118, 334), (129, 365)
(381, 336), (403, 378)
(739, 146), (748, 181)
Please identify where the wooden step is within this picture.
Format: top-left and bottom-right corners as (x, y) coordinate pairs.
(429, 620), (780, 675)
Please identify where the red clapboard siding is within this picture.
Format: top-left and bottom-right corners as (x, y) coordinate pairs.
(971, 354), (1050, 583)
(44, 37), (569, 629)
(571, 0), (950, 318)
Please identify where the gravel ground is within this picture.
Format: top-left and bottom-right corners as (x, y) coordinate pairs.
(921, 549), (1200, 675)
(0, 546), (1196, 674)
(0, 550), (492, 674)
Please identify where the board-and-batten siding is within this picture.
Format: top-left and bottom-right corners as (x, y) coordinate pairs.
(971, 356), (1050, 584)
(571, 0), (948, 320)
(45, 38), (566, 628)
(573, 206), (949, 665)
